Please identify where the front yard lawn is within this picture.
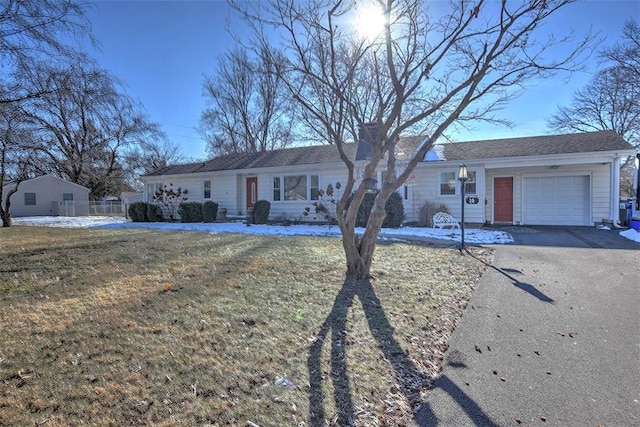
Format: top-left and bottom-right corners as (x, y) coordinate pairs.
(0, 226), (491, 426)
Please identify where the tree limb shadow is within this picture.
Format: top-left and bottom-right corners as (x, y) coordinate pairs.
(307, 277), (423, 425)
(308, 277), (492, 426)
(465, 249), (554, 303)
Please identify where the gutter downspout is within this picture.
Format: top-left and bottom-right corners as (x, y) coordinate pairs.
(634, 153), (639, 217)
(611, 155), (624, 228)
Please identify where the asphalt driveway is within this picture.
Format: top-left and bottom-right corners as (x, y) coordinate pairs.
(419, 226), (640, 426)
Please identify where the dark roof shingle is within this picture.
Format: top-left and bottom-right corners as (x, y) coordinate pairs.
(436, 130), (633, 161)
(146, 131), (634, 177)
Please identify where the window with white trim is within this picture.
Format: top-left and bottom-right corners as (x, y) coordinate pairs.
(438, 170), (478, 195)
(204, 180), (211, 199)
(273, 177), (281, 201)
(146, 182), (162, 202)
(439, 171), (456, 195)
(464, 171), (477, 194)
(273, 174), (320, 201)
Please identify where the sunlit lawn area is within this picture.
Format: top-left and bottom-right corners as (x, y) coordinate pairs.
(0, 226), (492, 426)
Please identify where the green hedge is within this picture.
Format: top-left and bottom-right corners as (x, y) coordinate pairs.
(253, 200), (271, 224)
(128, 202), (162, 222)
(202, 201), (218, 222)
(351, 191), (405, 228)
(178, 202), (203, 223)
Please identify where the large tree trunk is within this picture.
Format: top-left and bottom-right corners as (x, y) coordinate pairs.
(0, 210), (11, 227)
(1, 183), (21, 228)
(341, 188), (390, 279)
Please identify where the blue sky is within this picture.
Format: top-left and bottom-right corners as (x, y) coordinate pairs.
(85, 0), (639, 160)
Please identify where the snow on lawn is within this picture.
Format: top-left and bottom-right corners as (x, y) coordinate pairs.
(620, 228), (640, 243)
(12, 216), (513, 244)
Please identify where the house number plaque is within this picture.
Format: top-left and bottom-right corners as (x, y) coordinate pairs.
(466, 196), (480, 205)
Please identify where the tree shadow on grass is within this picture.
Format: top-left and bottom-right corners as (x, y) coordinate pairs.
(307, 277), (495, 426)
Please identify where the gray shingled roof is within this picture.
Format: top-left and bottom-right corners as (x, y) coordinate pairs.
(145, 144), (358, 176)
(145, 130), (633, 177)
(435, 130), (633, 161)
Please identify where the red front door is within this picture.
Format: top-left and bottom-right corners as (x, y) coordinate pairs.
(494, 177), (513, 223)
(246, 177), (258, 211)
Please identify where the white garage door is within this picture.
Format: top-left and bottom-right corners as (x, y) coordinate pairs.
(523, 175), (590, 226)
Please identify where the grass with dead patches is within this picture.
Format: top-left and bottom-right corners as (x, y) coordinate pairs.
(0, 226), (492, 426)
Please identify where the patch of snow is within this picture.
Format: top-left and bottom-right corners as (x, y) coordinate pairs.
(620, 228), (640, 243)
(11, 216), (514, 244)
(596, 224), (611, 230)
(12, 216), (129, 228)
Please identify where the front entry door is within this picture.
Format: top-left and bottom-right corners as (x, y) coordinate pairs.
(494, 177), (513, 223)
(246, 177), (258, 211)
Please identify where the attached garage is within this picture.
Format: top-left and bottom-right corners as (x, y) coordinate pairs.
(522, 175), (591, 226)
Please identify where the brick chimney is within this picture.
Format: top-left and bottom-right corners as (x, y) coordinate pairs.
(355, 122), (380, 161)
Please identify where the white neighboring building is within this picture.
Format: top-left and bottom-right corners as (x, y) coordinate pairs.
(2, 175), (90, 217)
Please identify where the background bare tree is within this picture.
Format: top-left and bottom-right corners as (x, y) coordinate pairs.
(199, 47), (296, 156)
(548, 20), (639, 196)
(0, 0), (93, 226)
(20, 62), (165, 199)
(601, 20), (640, 79)
(0, 105), (36, 227)
(123, 138), (184, 190)
(0, 0), (93, 105)
(236, 0), (591, 279)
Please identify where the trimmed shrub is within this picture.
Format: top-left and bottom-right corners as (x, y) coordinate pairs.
(383, 191), (405, 228)
(418, 200), (451, 227)
(128, 202), (162, 222)
(147, 203), (162, 222)
(351, 191), (405, 228)
(178, 202), (203, 223)
(202, 201), (218, 222)
(128, 202), (147, 222)
(253, 200), (271, 224)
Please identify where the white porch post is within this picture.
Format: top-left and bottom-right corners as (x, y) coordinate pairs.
(611, 156), (622, 225)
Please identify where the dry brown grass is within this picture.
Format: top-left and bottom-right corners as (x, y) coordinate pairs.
(0, 225), (492, 426)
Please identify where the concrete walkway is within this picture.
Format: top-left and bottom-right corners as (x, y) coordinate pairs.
(419, 227), (640, 426)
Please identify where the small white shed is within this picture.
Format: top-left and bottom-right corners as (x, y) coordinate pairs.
(1, 175), (90, 217)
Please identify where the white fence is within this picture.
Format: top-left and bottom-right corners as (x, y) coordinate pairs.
(52, 201), (126, 217)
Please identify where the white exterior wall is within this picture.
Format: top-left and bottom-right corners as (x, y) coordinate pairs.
(141, 155), (619, 226)
(411, 163), (486, 224)
(2, 175), (90, 217)
(266, 164), (350, 222)
(484, 163), (611, 225)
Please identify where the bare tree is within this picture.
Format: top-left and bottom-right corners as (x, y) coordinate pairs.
(0, 0), (93, 105)
(199, 47), (296, 156)
(20, 62), (164, 199)
(547, 66), (639, 145)
(0, 105), (35, 227)
(123, 138), (184, 190)
(601, 20), (640, 79)
(235, 0), (592, 279)
(548, 20), (640, 197)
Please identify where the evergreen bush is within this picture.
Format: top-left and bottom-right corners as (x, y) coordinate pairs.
(202, 201), (218, 222)
(128, 202), (148, 222)
(351, 191), (405, 228)
(253, 200), (271, 224)
(146, 203), (162, 222)
(178, 202), (203, 223)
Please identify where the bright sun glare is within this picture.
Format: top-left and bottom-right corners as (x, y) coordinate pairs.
(354, 3), (386, 41)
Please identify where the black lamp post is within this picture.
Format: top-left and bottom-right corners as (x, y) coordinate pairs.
(458, 164), (468, 250)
